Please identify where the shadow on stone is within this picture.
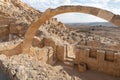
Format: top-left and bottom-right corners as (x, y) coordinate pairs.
(0, 61), (18, 80)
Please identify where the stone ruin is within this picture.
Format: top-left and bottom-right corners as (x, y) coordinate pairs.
(1, 17), (120, 77)
(0, 1), (120, 79)
(22, 6), (120, 77)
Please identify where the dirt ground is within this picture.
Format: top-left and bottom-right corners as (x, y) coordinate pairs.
(54, 61), (120, 80)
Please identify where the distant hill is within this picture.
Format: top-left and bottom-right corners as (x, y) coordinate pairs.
(65, 22), (117, 27)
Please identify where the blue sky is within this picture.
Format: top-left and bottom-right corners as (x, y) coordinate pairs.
(22, 0), (120, 23)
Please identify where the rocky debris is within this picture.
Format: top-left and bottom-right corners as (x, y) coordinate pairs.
(0, 54), (72, 80)
(0, 0), (41, 25)
(0, 0), (41, 41)
(0, 39), (22, 50)
(39, 19), (120, 50)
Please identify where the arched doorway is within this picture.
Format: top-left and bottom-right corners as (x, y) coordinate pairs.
(22, 5), (120, 53)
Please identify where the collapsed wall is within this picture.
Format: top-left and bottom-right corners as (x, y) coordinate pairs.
(0, 53), (73, 80)
(0, 0), (41, 41)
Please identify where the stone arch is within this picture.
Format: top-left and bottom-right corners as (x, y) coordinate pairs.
(22, 5), (120, 53)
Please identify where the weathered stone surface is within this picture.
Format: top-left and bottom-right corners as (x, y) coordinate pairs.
(75, 46), (120, 76)
(0, 16), (11, 26)
(78, 62), (87, 72)
(97, 10), (114, 21)
(0, 54), (72, 80)
(89, 49), (97, 58)
(56, 45), (66, 62)
(0, 0), (120, 78)
(105, 51), (114, 62)
(0, 26), (9, 41)
(9, 23), (27, 35)
(110, 15), (120, 27)
(0, 0), (41, 43)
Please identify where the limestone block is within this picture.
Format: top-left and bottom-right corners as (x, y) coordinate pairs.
(47, 53), (56, 65)
(10, 23), (26, 34)
(97, 50), (105, 61)
(112, 68), (120, 76)
(89, 49), (97, 58)
(0, 27), (9, 38)
(87, 40), (100, 47)
(84, 48), (90, 57)
(56, 45), (66, 62)
(78, 40), (86, 45)
(99, 61), (120, 77)
(79, 6), (91, 14)
(74, 49), (80, 64)
(78, 48), (86, 59)
(78, 62), (87, 72)
(97, 50), (120, 76)
(86, 49), (98, 70)
(74, 6), (100, 16)
(0, 17), (10, 25)
(97, 50), (106, 71)
(115, 53), (120, 64)
(87, 57), (98, 70)
(54, 6), (100, 16)
(97, 10), (114, 21)
(38, 50), (48, 62)
(32, 37), (40, 47)
(42, 38), (57, 59)
(89, 8), (100, 16)
(79, 48), (90, 61)
(43, 38), (56, 48)
(30, 47), (52, 63)
(110, 15), (120, 27)
(67, 45), (75, 58)
(105, 51), (114, 62)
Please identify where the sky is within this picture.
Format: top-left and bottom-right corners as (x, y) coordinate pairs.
(21, 0), (120, 23)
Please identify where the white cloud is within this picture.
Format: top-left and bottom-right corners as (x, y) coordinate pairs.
(109, 0), (120, 1)
(22, 0), (120, 14)
(22, 0), (71, 11)
(47, 0), (71, 8)
(22, 0), (120, 23)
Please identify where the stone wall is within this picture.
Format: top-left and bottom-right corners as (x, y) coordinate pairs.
(0, 0), (41, 42)
(32, 36), (67, 63)
(56, 44), (66, 62)
(74, 46), (120, 76)
(77, 35), (120, 51)
(0, 26), (9, 41)
(32, 37), (67, 62)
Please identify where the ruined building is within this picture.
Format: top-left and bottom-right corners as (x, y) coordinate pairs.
(0, 0), (120, 79)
